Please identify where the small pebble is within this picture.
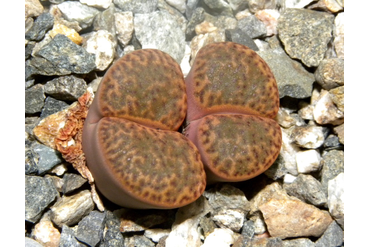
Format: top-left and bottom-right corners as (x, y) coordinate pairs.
(282, 238), (315, 247)
(114, 0), (158, 14)
(44, 75), (88, 102)
(76, 211), (106, 247)
(333, 12), (344, 58)
(62, 173), (88, 194)
(291, 125), (328, 149)
(315, 58), (344, 90)
(57, 1), (100, 29)
(80, 0), (113, 9)
(25, 12), (54, 41)
(320, 150), (344, 196)
(212, 209), (246, 232)
(144, 229), (171, 243)
(40, 97), (69, 120)
(315, 221), (344, 247)
(296, 149), (321, 174)
(202, 228), (240, 247)
(237, 15), (267, 38)
(327, 172), (344, 228)
(313, 90), (344, 125)
(59, 225), (85, 247)
(114, 11), (134, 47)
(33, 219), (61, 247)
(25, 84), (45, 114)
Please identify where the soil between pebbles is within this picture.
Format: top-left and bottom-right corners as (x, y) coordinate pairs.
(25, 0), (344, 246)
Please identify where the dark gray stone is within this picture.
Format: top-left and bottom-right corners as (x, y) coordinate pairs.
(31, 143), (63, 175)
(283, 238), (315, 247)
(27, 34), (96, 77)
(93, 4), (116, 35)
(225, 28), (259, 51)
(76, 211), (106, 247)
(59, 225), (87, 247)
(62, 173), (87, 194)
(25, 175), (59, 223)
(114, 0), (158, 13)
(315, 221), (344, 247)
(44, 75), (87, 101)
(40, 97), (69, 119)
(235, 220), (255, 246)
(25, 41), (35, 60)
(25, 150), (38, 175)
(25, 12), (54, 41)
(237, 15), (267, 39)
(134, 10), (186, 63)
(278, 8), (334, 67)
(100, 211), (125, 247)
(185, 7), (205, 41)
(264, 155), (289, 180)
(257, 48), (315, 99)
(320, 150), (344, 196)
(25, 84), (45, 114)
(284, 174), (327, 207)
(323, 134), (343, 150)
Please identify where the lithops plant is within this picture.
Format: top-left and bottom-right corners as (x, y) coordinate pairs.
(185, 42), (282, 183)
(82, 49), (206, 209)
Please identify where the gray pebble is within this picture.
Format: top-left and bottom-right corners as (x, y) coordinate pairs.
(40, 97), (69, 119)
(25, 237), (44, 247)
(278, 8), (334, 67)
(114, 0), (158, 13)
(225, 28), (259, 51)
(282, 238), (315, 247)
(315, 58), (344, 90)
(25, 84), (45, 114)
(284, 174), (327, 207)
(59, 225), (87, 247)
(315, 221), (344, 247)
(30, 142), (63, 175)
(25, 150), (38, 175)
(185, 7), (205, 41)
(124, 235), (155, 247)
(237, 15), (267, 39)
(44, 75), (87, 101)
(320, 150), (344, 196)
(62, 173), (88, 194)
(25, 12), (54, 41)
(27, 34), (96, 77)
(25, 175), (58, 223)
(257, 48), (315, 99)
(134, 10), (185, 63)
(100, 211), (125, 247)
(76, 211), (106, 247)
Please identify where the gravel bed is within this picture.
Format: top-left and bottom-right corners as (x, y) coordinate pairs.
(25, 0), (344, 246)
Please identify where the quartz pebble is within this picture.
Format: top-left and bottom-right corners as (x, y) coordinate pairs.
(313, 90), (344, 125)
(334, 12), (344, 58)
(33, 219), (61, 247)
(328, 172), (344, 228)
(80, 0), (113, 9)
(114, 11), (134, 47)
(255, 9), (280, 36)
(212, 209), (245, 232)
(84, 30), (116, 71)
(166, 196), (211, 247)
(57, 1), (100, 29)
(291, 125), (328, 149)
(295, 149), (321, 174)
(202, 228), (240, 247)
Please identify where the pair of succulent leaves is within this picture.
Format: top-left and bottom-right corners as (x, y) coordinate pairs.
(82, 42), (282, 209)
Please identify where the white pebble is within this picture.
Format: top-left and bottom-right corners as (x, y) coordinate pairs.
(296, 149), (321, 173)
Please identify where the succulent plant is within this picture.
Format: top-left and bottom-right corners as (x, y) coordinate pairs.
(82, 42), (282, 209)
(82, 49), (206, 209)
